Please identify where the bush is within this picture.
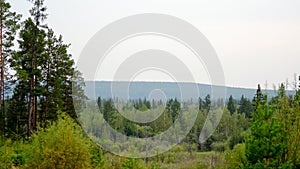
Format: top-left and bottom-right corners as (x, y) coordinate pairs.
(211, 142), (228, 152)
(225, 143), (246, 169)
(23, 112), (92, 169)
(122, 158), (145, 169)
(0, 138), (13, 169)
(90, 145), (106, 168)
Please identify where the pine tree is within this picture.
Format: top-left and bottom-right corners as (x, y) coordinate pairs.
(278, 84), (300, 167)
(245, 85), (292, 168)
(253, 84), (263, 110)
(227, 95), (236, 114)
(204, 94), (211, 111)
(11, 16), (47, 135)
(10, 0), (86, 135)
(238, 95), (254, 118)
(198, 97), (204, 110)
(7, 82), (28, 137)
(0, 0), (21, 135)
(290, 88), (300, 167)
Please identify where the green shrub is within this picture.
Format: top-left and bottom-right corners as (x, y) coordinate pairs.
(0, 138), (13, 169)
(211, 142), (228, 152)
(90, 145), (106, 168)
(122, 158), (145, 169)
(23, 112), (92, 169)
(225, 143), (246, 169)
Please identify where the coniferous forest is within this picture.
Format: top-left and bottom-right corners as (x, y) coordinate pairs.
(1, 0), (300, 168)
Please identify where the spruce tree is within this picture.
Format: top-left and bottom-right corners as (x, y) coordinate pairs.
(227, 95), (236, 114)
(238, 95), (254, 118)
(204, 94), (211, 111)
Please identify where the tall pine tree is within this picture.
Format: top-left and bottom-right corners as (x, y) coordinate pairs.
(10, 0), (86, 136)
(0, 0), (21, 136)
(227, 95), (236, 114)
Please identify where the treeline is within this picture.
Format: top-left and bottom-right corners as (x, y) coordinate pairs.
(1, 84), (299, 169)
(93, 83), (300, 169)
(0, 0), (85, 138)
(92, 93), (252, 153)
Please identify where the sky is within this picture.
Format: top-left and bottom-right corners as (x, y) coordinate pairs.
(7, 0), (300, 89)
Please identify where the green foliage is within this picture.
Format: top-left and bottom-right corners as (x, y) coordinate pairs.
(211, 141), (229, 152)
(90, 145), (106, 168)
(225, 143), (246, 169)
(204, 94), (211, 111)
(289, 89), (300, 167)
(245, 102), (288, 168)
(244, 85), (295, 168)
(122, 158), (145, 169)
(1, 2), (300, 168)
(167, 98), (181, 123)
(0, 0), (22, 138)
(0, 138), (13, 169)
(274, 85), (300, 168)
(23, 112), (92, 169)
(227, 95), (236, 114)
(238, 95), (254, 118)
(5, 0), (86, 137)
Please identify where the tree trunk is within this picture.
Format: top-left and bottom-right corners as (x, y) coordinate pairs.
(28, 46), (36, 136)
(28, 79), (34, 136)
(0, 1), (3, 114)
(44, 62), (49, 128)
(34, 79), (37, 131)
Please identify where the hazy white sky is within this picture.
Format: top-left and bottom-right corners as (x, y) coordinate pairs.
(7, 0), (300, 89)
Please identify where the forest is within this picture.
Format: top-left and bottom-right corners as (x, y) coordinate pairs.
(1, 0), (300, 168)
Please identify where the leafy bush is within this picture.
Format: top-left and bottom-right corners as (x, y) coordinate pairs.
(211, 142), (229, 152)
(90, 145), (106, 168)
(0, 138), (13, 169)
(122, 158), (145, 169)
(23, 112), (92, 169)
(225, 143), (246, 169)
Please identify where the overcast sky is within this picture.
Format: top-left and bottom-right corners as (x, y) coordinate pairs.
(7, 0), (300, 89)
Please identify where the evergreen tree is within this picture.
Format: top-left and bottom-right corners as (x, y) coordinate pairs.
(245, 85), (292, 168)
(46, 33), (86, 120)
(198, 97), (204, 110)
(10, 0), (86, 135)
(10, 0), (48, 136)
(11, 16), (47, 135)
(289, 88), (300, 167)
(253, 84), (263, 110)
(227, 95), (236, 114)
(0, 0), (21, 135)
(204, 94), (211, 111)
(7, 82), (28, 137)
(275, 84), (300, 168)
(238, 95), (254, 118)
(167, 98), (181, 123)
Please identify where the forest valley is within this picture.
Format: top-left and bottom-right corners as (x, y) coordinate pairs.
(1, 0), (300, 169)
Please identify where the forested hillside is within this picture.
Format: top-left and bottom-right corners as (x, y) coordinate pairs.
(84, 81), (295, 101)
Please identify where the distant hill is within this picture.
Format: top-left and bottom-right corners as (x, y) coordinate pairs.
(84, 81), (295, 101)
